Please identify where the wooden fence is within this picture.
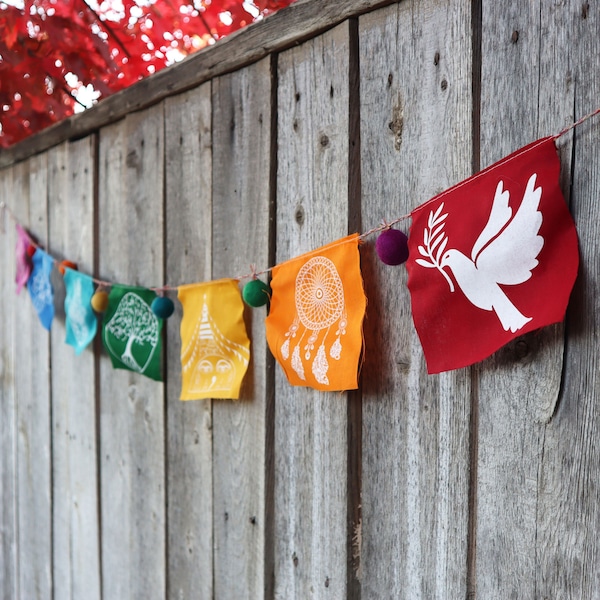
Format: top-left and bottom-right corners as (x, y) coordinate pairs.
(1, 0), (600, 597)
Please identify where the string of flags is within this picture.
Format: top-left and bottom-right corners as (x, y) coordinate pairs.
(1, 107), (597, 397)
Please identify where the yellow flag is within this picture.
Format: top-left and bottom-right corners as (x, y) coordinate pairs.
(266, 234), (366, 391)
(178, 279), (250, 400)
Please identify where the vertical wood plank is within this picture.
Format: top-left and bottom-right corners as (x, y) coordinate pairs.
(476, 1), (579, 597)
(164, 85), (214, 600)
(12, 155), (53, 600)
(274, 24), (351, 599)
(98, 105), (166, 599)
(0, 165), (18, 600)
(358, 3), (473, 598)
(47, 138), (101, 600)
(211, 57), (273, 600)
(535, 4), (600, 595)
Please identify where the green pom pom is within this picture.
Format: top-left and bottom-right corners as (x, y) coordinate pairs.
(243, 279), (270, 307)
(151, 296), (175, 319)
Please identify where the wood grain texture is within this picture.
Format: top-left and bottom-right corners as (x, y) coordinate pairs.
(532, 2), (600, 597)
(475, 1), (579, 597)
(358, 2), (472, 598)
(12, 155), (53, 600)
(164, 85), (214, 600)
(97, 105), (166, 599)
(211, 57), (273, 600)
(0, 0), (400, 171)
(274, 23), (351, 599)
(47, 138), (101, 600)
(0, 164), (18, 600)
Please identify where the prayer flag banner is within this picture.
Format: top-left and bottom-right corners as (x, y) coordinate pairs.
(266, 234), (366, 391)
(178, 279), (250, 400)
(28, 248), (55, 330)
(64, 269), (97, 355)
(102, 285), (163, 381)
(15, 224), (32, 294)
(406, 137), (579, 374)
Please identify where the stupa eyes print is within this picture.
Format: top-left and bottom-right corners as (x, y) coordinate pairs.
(181, 299), (249, 394)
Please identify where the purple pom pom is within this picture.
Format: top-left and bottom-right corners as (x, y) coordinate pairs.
(376, 228), (409, 265)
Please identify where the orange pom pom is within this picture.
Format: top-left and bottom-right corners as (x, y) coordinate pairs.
(58, 260), (78, 275)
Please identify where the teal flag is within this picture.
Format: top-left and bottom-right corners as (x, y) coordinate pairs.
(64, 269), (97, 355)
(102, 285), (163, 381)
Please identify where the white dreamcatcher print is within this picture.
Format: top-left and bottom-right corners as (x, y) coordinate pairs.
(281, 255), (347, 385)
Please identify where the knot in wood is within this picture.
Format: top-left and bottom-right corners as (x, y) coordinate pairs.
(582, 2), (590, 18)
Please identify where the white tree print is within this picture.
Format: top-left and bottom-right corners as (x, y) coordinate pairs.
(105, 292), (159, 371)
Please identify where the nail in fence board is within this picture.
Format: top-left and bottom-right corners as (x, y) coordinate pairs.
(211, 57), (272, 600)
(97, 105), (166, 599)
(274, 23), (351, 598)
(164, 84), (214, 600)
(358, 2), (472, 597)
(48, 138), (101, 600)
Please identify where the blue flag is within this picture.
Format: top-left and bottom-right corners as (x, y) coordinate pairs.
(64, 269), (98, 355)
(28, 249), (55, 330)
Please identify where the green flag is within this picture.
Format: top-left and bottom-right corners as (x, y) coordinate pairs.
(102, 285), (163, 381)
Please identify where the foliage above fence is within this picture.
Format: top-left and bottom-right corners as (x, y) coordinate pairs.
(0, 0), (293, 148)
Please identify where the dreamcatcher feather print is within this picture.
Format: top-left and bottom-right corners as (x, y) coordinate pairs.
(266, 234), (366, 392)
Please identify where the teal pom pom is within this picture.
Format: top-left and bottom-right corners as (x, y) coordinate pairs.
(151, 296), (175, 319)
(243, 279), (271, 307)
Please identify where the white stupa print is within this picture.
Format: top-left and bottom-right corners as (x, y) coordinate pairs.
(181, 297), (250, 394)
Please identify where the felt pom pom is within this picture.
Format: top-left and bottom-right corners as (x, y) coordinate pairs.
(152, 296), (175, 319)
(242, 279), (271, 307)
(26, 244), (37, 258)
(91, 290), (109, 313)
(58, 260), (78, 275)
(376, 228), (409, 265)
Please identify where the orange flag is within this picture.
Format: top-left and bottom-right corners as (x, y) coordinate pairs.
(178, 279), (250, 400)
(266, 234), (366, 391)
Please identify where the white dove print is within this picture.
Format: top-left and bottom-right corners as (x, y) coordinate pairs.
(416, 173), (544, 333)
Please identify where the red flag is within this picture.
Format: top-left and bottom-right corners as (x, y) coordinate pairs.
(406, 137), (579, 374)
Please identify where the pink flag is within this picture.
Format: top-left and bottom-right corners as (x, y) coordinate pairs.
(15, 224), (32, 294)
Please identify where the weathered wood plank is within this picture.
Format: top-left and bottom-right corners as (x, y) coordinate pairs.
(47, 138), (101, 600)
(0, 0), (399, 170)
(13, 155), (53, 600)
(211, 57), (273, 600)
(164, 85), (214, 600)
(358, 2), (472, 597)
(274, 23), (351, 599)
(475, 1), (579, 597)
(0, 165), (18, 600)
(532, 2), (600, 597)
(97, 105), (166, 599)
